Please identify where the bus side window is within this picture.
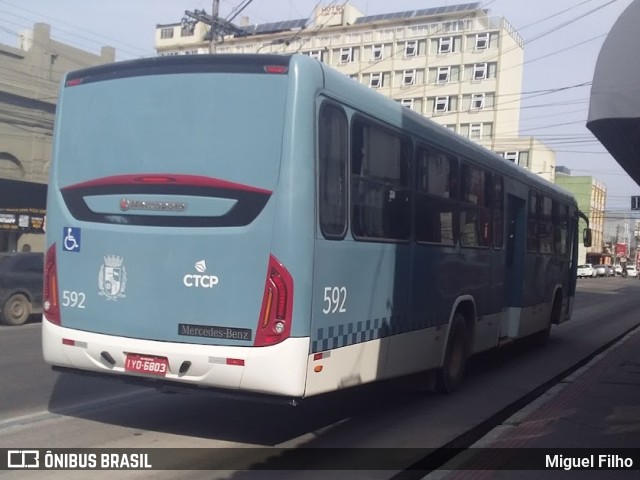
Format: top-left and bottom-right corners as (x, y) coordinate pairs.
(351, 119), (410, 241)
(414, 147), (457, 245)
(318, 103), (348, 239)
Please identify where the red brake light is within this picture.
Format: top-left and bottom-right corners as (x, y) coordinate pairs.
(66, 78), (83, 87)
(264, 65), (288, 74)
(133, 176), (177, 184)
(255, 255), (294, 346)
(43, 244), (60, 325)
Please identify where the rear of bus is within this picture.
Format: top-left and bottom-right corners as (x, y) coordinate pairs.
(42, 54), (319, 399)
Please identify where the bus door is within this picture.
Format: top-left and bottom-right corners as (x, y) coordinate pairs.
(501, 195), (526, 338)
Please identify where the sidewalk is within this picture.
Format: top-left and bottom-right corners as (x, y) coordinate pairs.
(426, 326), (640, 479)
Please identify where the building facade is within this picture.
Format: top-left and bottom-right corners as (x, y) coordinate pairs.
(555, 173), (606, 264)
(0, 23), (115, 252)
(155, 2), (556, 182)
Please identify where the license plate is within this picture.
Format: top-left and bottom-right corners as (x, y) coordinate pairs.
(124, 354), (168, 376)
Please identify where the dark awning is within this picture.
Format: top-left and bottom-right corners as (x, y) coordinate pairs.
(587, 0), (640, 186)
(0, 179), (47, 234)
(0, 179), (47, 209)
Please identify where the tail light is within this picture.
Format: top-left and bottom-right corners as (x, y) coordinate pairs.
(43, 244), (61, 325)
(255, 255), (293, 346)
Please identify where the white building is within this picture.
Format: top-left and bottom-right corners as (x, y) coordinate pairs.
(155, 2), (556, 182)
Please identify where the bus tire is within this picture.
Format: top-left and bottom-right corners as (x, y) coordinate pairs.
(533, 293), (562, 346)
(436, 313), (469, 394)
(1, 293), (31, 326)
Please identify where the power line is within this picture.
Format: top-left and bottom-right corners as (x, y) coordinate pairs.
(0, 0), (151, 58)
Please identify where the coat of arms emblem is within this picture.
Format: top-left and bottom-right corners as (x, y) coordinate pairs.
(99, 255), (127, 300)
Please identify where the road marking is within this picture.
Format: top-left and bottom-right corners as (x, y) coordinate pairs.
(0, 389), (154, 433)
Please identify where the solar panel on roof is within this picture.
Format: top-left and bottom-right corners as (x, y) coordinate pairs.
(240, 17), (306, 35)
(354, 2), (482, 24)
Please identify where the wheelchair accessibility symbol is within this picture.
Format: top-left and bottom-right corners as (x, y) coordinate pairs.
(63, 227), (81, 252)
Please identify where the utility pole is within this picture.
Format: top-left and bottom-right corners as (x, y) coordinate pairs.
(210, 0), (219, 53)
(184, 0), (252, 54)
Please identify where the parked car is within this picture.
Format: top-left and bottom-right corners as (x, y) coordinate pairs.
(594, 264), (609, 277)
(615, 264), (623, 275)
(626, 265), (638, 278)
(577, 264), (596, 278)
(0, 252), (44, 326)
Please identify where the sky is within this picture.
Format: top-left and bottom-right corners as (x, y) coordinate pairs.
(0, 0), (638, 226)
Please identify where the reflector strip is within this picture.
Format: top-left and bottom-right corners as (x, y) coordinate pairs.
(61, 339), (88, 348)
(263, 288), (273, 328)
(208, 357), (245, 366)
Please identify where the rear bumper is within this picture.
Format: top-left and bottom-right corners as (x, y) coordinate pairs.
(42, 319), (310, 397)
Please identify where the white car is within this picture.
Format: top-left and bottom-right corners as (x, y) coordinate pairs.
(626, 265), (638, 277)
(577, 264), (596, 278)
(593, 264), (610, 277)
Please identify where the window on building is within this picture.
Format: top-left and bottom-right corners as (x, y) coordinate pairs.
(402, 69), (416, 86)
(404, 40), (418, 57)
(181, 24), (195, 37)
(475, 33), (490, 50)
(438, 37), (454, 54)
(369, 72), (383, 88)
(318, 103), (348, 239)
(435, 96), (450, 113)
(372, 44), (384, 60)
(400, 98), (414, 110)
(503, 151), (520, 164)
(340, 47), (353, 63)
(470, 93), (485, 110)
(437, 66), (451, 84)
(160, 28), (174, 39)
(473, 63), (488, 80)
(308, 50), (324, 61)
(469, 123), (483, 140)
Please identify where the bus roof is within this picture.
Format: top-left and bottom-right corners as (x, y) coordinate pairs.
(64, 54), (292, 86)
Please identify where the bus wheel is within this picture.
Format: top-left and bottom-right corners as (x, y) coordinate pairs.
(533, 293), (562, 346)
(436, 313), (469, 394)
(1, 293), (31, 326)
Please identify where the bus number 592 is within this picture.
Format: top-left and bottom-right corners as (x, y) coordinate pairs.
(323, 286), (347, 314)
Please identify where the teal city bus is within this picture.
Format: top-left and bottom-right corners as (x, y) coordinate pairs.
(42, 54), (590, 402)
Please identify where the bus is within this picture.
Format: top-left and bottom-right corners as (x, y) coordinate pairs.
(42, 54), (590, 402)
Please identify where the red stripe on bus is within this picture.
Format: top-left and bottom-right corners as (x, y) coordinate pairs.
(61, 174), (272, 195)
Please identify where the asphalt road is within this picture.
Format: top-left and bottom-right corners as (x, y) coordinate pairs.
(0, 276), (638, 479)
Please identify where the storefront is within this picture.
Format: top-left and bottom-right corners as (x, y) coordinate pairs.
(0, 178), (47, 252)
